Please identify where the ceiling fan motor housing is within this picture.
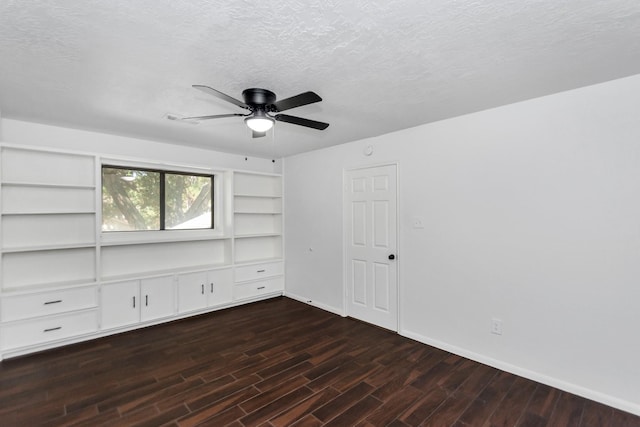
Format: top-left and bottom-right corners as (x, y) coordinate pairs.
(242, 88), (276, 110)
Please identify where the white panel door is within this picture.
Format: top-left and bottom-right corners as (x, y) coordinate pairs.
(344, 164), (398, 331)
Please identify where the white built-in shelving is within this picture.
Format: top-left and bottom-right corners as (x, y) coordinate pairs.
(0, 147), (101, 353)
(232, 171), (284, 300)
(233, 172), (283, 264)
(0, 144), (284, 360)
(0, 147), (97, 291)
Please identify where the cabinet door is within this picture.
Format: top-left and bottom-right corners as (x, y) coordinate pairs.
(140, 276), (175, 322)
(101, 280), (140, 329)
(208, 269), (233, 306)
(177, 271), (207, 313)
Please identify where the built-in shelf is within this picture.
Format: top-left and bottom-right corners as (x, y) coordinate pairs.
(234, 211), (282, 215)
(234, 233), (282, 239)
(232, 171), (283, 265)
(1, 146), (98, 296)
(1, 211), (96, 216)
(233, 257), (284, 266)
(0, 281), (98, 297)
(1, 181), (96, 190)
(1, 243), (96, 254)
(234, 193), (282, 198)
(1, 279), (99, 294)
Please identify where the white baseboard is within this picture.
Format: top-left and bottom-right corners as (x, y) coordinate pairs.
(399, 329), (640, 417)
(284, 292), (345, 317)
(280, 296), (639, 416)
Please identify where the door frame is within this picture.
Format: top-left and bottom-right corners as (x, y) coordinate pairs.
(342, 161), (400, 332)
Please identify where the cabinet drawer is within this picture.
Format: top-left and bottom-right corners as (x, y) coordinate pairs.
(1, 310), (98, 350)
(234, 277), (284, 301)
(1, 286), (97, 322)
(235, 261), (283, 283)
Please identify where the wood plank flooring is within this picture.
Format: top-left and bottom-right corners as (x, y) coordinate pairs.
(1, 297), (638, 426)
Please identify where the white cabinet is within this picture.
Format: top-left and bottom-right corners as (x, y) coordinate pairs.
(141, 276), (176, 321)
(101, 280), (139, 329)
(177, 271), (207, 313)
(0, 285), (99, 351)
(209, 269), (234, 306)
(177, 268), (233, 313)
(101, 276), (175, 330)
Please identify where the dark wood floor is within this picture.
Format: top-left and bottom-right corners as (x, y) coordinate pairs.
(1, 297), (638, 426)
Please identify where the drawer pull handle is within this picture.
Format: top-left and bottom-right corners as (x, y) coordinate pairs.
(44, 327), (61, 332)
(44, 300), (62, 305)
(210, 283), (214, 293)
(145, 295), (149, 306)
(257, 270), (266, 273)
(133, 296), (136, 308)
(201, 284), (205, 295)
(257, 286), (266, 290)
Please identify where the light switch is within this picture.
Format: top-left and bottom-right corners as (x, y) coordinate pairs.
(412, 217), (425, 229)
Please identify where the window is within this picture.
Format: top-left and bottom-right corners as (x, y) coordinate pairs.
(102, 166), (213, 232)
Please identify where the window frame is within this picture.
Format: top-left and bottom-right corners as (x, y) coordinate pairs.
(162, 170), (214, 231)
(101, 164), (216, 235)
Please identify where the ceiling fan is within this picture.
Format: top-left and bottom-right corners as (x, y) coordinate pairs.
(178, 85), (329, 138)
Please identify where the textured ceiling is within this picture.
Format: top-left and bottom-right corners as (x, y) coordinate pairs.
(1, 1), (640, 158)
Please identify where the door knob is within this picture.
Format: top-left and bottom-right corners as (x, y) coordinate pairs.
(388, 254), (395, 260)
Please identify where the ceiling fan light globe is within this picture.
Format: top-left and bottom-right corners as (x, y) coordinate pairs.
(245, 116), (274, 132)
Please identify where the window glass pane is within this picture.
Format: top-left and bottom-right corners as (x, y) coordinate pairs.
(102, 168), (160, 231)
(165, 174), (212, 230)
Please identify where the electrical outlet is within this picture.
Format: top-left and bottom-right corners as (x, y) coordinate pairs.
(491, 318), (503, 335)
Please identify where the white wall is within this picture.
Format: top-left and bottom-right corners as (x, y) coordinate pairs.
(0, 118), (278, 173)
(284, 74), (640, 415)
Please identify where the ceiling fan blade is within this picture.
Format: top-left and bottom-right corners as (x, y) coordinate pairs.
(272, 91), (322, 112)
(274, 114), (329, 130)
(252, 131), (267, 138)
(181, 113), (247, 120)
(193, 85), (250, 110)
